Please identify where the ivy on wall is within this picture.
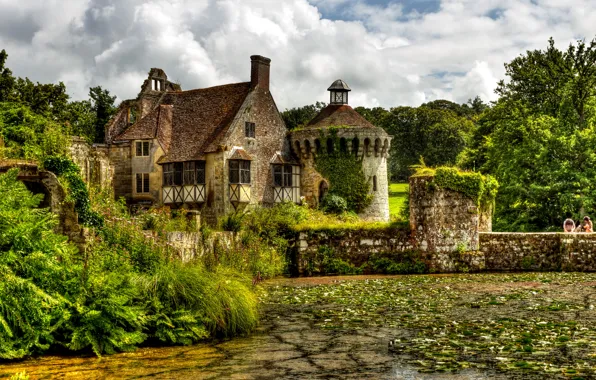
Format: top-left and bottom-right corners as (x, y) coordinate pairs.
(314, 128), (372, 213)
(43, 156), (104, 226)
(416, 166), (498, 212)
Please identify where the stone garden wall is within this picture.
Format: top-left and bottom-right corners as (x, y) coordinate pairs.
(292, 175), (596, 275)
(166, 231), (234, 262)
(293, 229), (596, 275)
(480, 232), (596, 272)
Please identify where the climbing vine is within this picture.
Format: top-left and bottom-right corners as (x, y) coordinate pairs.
(43, 156), (103, 226)
(314, 128), (372, 213)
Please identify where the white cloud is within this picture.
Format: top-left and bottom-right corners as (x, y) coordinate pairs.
(0, 0), (595, 109)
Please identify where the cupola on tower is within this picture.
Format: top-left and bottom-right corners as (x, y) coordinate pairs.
(290, 80), (391, 221)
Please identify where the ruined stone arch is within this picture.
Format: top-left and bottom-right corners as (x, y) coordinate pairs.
(318, 180), (329, 204)
(294, 140), (302, 157)
(314, 139), (322, 155)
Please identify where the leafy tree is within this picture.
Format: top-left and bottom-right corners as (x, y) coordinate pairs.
(0, 103), (70, 160)
(354, 106), (389, 127)
(64, 100), (96, 142)
(0, 49), (15, 102)
(381, 106), (476, 181)
(281, 101), (326, 130)
(12, 77), (69, 120)
(496, 37), (596, 127)
(466, 37), (596, 231)
(89, 86), (117, 143)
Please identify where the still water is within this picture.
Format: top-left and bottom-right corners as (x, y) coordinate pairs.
(0, 277), (505, 379)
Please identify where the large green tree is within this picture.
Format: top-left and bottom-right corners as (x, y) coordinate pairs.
(465, 37), (596, 231)
(281, 101), (326, 130)
(0, 49), (15, 102)
(89, 86), (117, 143)
(380, 105), (476, 181)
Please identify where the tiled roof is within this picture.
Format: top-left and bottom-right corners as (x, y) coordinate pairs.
(269, 151), (298, 165)
(229, 147), (253, 161)
(305, 104), (376, 129)
(115, 82), (252, 163)
(115, 107), (159, 141)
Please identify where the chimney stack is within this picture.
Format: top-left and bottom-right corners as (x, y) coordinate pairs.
(250, 55), (271, 90)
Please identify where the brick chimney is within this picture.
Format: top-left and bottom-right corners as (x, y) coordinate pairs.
(250, 55), (271, 90)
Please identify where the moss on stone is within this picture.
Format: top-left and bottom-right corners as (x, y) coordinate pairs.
(414, 166), (498, 212)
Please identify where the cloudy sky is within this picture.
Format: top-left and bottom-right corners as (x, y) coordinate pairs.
(0, 0), (595, 109)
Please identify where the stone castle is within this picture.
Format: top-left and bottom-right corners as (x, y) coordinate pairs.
(71, 55), (390, 224)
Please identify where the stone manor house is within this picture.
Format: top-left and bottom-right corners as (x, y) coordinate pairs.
(73, 55), (391, 224)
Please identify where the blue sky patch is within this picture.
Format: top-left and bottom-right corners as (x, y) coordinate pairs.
(312, 0), (441, 21)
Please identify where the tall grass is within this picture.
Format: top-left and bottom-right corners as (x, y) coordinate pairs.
(0, 169), (259, 359)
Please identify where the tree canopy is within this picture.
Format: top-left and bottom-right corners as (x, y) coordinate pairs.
(0, 49), (117, 145)
(462, 37), (596, 231)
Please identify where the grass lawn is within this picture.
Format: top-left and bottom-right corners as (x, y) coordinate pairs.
(266, 272), (596, 377)
(389, 183), (408, 217)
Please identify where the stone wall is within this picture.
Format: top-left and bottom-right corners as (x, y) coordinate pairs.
(293, 226), (488, 275)
(480, 232), (596, 272)
(409, 175), (487, 252)
(295, 227), (413, 273)
(166, 231), (235, 262)
(69, 137), (113, 186)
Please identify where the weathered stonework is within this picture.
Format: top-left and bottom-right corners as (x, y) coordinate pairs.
(409, 175), (487, 252)
(0, 161), (86, 249)
(165, 231), (235, 262)
(69, 137), (113, 186)
(480, 232), (596, 272)
(290, 125), (391, 221)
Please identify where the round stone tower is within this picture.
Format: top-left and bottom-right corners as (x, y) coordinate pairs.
(290, 80), (391, 221)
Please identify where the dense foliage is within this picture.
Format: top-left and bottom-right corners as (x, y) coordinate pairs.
(379, 104), (478, 181)
(43, 156), (103, 226)
(0, 49), (116, 145)
(0, 169), (257, 359)
(461, 37), (596, 231)
(415, 167), (498, 212)
(281, 101), (326, 130)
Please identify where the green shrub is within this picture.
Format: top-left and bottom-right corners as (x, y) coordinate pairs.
(220, 211), (245, 233)
(43, 155), (103, 227)
(369, 252), (428, 274)
(304, 245), (363, 275)
(0, 169), (259, 359)
(320, 194), (348, 214)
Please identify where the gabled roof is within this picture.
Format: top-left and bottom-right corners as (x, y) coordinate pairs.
(229, 147), (253, 161)
(305, 104), (376, 129)
(115, 82), (252, 163)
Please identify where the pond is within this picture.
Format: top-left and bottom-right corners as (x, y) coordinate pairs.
(2, 273), (595, 379)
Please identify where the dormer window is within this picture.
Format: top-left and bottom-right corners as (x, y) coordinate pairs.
(135, 141), (150, 157)
(245, 122), (255, 138)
